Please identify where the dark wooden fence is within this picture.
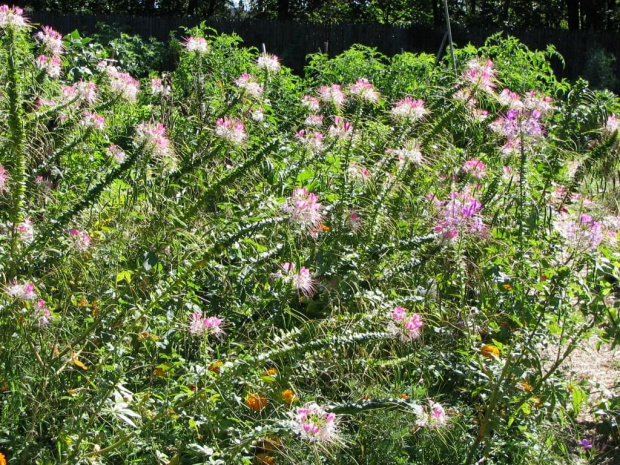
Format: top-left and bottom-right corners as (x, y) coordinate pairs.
(29, 11), (620, 88)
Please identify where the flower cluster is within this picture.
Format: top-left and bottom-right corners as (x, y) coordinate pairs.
(62, 81), (98, 106)
(432, 191), (486, 240)
(291, 403), (338, 443)
(215, 117), (247, 145)
(34, 26), (63, 55)
(81, 111), (105, 131)
(35, 299), (51, 327)
(68, 228), (91, 251)
(388, 306), (424, 342)
(462, 59), (496, 94)
(235, 73), (263, 99)
(462, 158), (487, 179)
(150, 77), (170, 96)
(349, 78), (379, 104)
(16, 218), (34, 243)
(0, 4), (28, 29)
(271, 262), (317, 298)
(390, 97), (429, 122)
(106, 145), (127, 164)
(135, 122), (176, 170)
(318, 84), (345, 108)
(414, 401), (448, 428)
(282, 187), (324, 236)
(555, 213), (604, 251)
(389, 140), (423, 167)
(184, 36), (208, 54)
(328, 116), (353, 139)
(6, 281), (37, 300)
(304, 114), (323, 127)
(245, 393), (268, 411)
(301, 95), (320, 112)
(100, 63), (140, 102)
(257, 53), (280, 72)
(188, 311), (223, 337)
(35, 55), (61, 78)
(295, 130), (323, 152)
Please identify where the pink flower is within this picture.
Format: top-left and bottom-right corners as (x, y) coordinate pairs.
(257, 53), (280, 72)
(462, 59), (496, 94)
(295, 130), (323, 152)
(462, 158), (487, 179)
(68, 228), (91, 251)
(388, 307), (423, 342)
(35, 299), (51, 327)
(348, 210), (362, 232)
(292, 403), (338, 443)
(16, 218), (34, 244)
(524, 91), (554, 116)
(0, 165), (8, 194)
(136, 122), (176, 170)
(34, 26), (63, 55)
(35, 55), (61, 78)
(0, 5), (28, 29)
(328, 116), (353, 139)
(304, 114), (323, 127)
(348, 161), (371, 184)
(349, 78), (379, 104)
(301, 95), (320, 112)
(318, 84), (346, 107)
(390, 97), (429, 121)
(235, 73), (263, 99)
(81, 111), (105, 131)
(184, 36), (208, 54)
(416, 401), (448, 428)
(432, 191), (485, 240)
(215, 117), (247, 145)
(62, 81), (98, 105)
(388, 140), (422, 166)
(272, 263), (317, 298)
(106, 145), (127, 164)
(282, 187), (324, 235)
(604, 114), (619, 136)
(106, 69), (140, 102)
(150, 77), (169, 96)
(6, 281), (37, 300)
(498, 89), (523, 110)
(188, 311), (223, 337)
(556, 212), (604, 251)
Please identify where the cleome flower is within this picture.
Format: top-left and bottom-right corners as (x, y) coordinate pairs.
(188, 311), (223, 337)
(291, 402), (338, 443)
(281, 187), (324, 236)
(388, 306), (424, 342)
(35, 55), (62, 78)
(183, 36), (208, 54)
(295, 130), (323, 152)
(35, 299), (51, 328)
(215, 117), (247, 146)
(317, 84), (346, 108)
(462, 58), (496, 94)
(390, 97), (429, 122)
(257, 53), (281, 72)
(349, 78), (380, 104)
(272, 262), (317, 298)
(462, 158), (487, 179)
(0, 4), (29, 30)
(235, 73), (264, 99)
(415, 401), (448, 428)
(34, 26), (63, 55)
(0, 165), (8, 194)
(68, 228), (91, 251)
(135, 122), (176, 170)
(106, 145), (127, 164)
(301, 95), (320, 112)
(432, 190), (486, 240)
(6, 281), (37, 300)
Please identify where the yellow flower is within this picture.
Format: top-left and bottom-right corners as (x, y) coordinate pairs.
(281, 389), (298, 404)
(72, 357), (87, 370)
(245, 393), (267, 412)
(517, 380), (533, 392)
(481, 344), (500, 359)
(263, 367), (278, 377)
(0, 452), (6, 465)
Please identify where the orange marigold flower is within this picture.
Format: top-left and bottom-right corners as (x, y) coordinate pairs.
(502, 283), (512, 291)
(319, 223), (330, 232)
(281, 389), (298, 404)
(245, 393), (268, 411)
(0, 452), (6, 465)
(400, 393), (409, 399)
(481, 344), (500, 359)
(263, 367), (278, 377)
(208, 361), (223, 374)
(517, 380), (533, 392)
(253, 453), (276, 465)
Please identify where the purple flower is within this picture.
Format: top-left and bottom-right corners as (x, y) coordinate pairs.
(577, 438), (592, 450)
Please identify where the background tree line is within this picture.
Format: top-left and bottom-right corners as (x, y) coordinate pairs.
(22, 0), (620, 31)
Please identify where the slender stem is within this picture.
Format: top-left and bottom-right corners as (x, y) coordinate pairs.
(442, 0), (457, 73)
